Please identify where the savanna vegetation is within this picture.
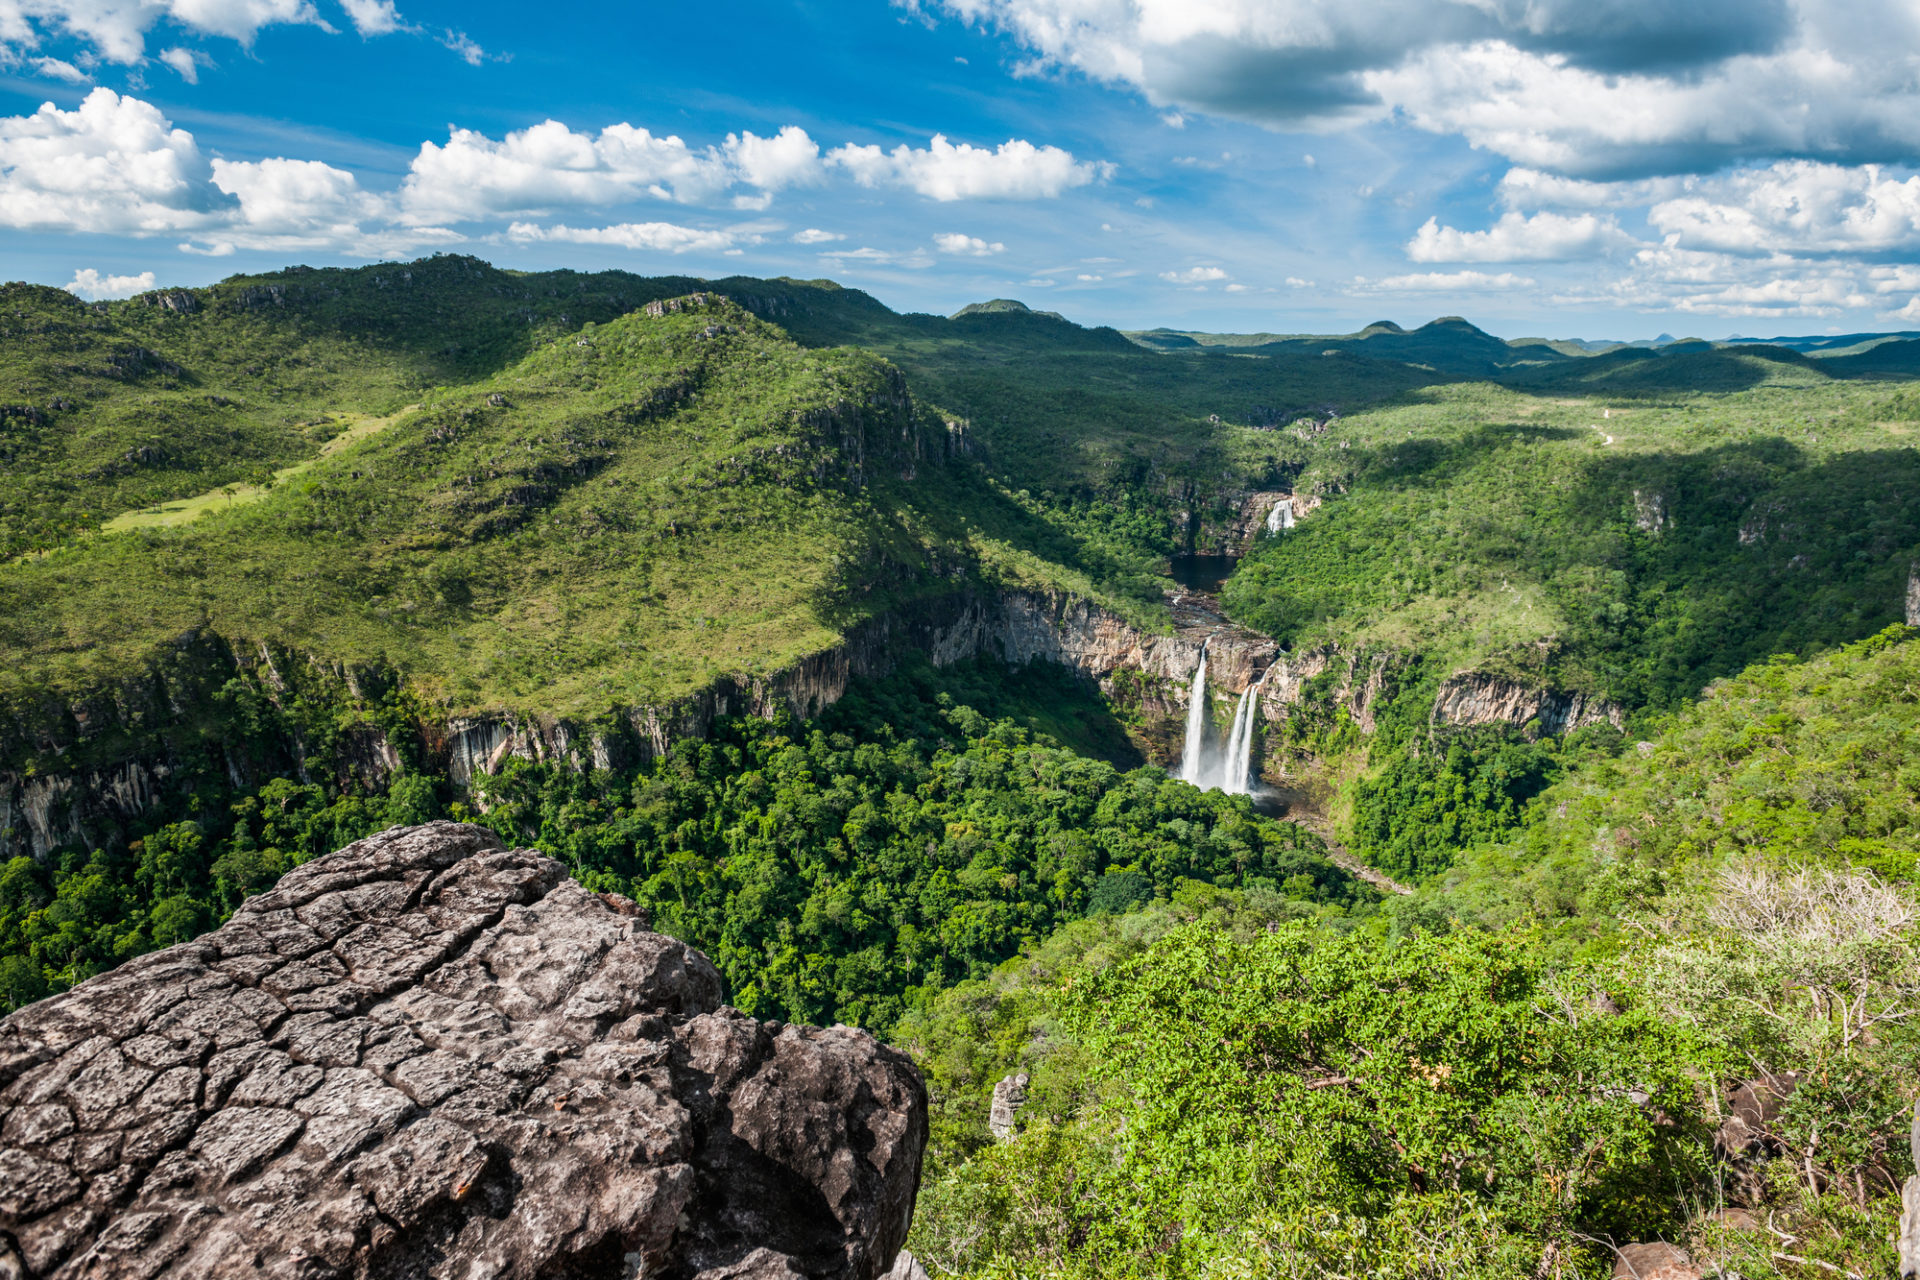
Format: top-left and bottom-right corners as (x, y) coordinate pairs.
(4, 254), (1920, 1276)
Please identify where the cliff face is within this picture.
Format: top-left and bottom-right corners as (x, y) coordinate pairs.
(0, 822), (926, 1279)
(1430, 672), (1623, 736)
(0, 577), (1611, 858)
(0, 586), (1287, 858)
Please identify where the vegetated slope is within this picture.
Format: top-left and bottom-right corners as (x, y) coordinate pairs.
(886, 637), (1920, 1280)
(0, 651), (1368, 1044)
(1428, 625), (1920, 941)
(1223, 379), (1920, 713)
(0, 291), (1127, 733)
(0, 255), (707, 557)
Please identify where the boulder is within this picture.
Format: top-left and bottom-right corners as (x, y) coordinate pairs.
(0, 822), (927, 1279)
(1611, 1242), (1699, 1280)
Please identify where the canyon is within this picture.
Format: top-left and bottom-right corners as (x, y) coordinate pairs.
(0, 566), (1618, 861)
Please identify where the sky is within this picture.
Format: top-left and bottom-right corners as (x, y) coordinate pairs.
(5, 1), (1920, 339)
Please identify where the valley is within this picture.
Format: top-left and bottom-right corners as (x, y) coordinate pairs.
(1, 256), (1917, 1279)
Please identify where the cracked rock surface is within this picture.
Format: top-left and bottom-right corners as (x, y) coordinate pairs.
(0, 822), (926, 1279)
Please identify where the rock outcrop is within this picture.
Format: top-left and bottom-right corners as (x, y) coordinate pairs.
(987, 1073), (1028, 1142)
(1430, 672), (1624, 737)
(0, 822), (927, 1279)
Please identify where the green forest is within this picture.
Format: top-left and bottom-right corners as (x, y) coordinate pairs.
(3, 255), (1918, 1277)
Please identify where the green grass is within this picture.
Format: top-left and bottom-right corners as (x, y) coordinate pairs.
(101, 404), (420, 531)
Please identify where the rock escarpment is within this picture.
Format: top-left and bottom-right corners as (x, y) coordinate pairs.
(0, 822), (926, 1279)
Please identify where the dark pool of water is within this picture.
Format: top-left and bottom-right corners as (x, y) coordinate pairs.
(1168, 554), (1239, 594)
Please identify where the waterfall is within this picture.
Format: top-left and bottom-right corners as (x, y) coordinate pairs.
(1221, 689), (1256, 795)
(1177, 649), (1265, 796)
(1179, 651), (1209, 785)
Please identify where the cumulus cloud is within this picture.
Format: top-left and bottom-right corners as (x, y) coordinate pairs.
(1646, 162), (1920, 255)
(1160, 266), (1228, 283)
(927, 0), (1920, 179)
(340, 0), (404, 36)
(1406, 210), (1637, 262)
(506, 221), (751, 254)
(0, 88), (1106, 269)
(828, 134), (1111, 200)
(400, 120), (836, 223)
(0, 0), (323, 65)
(934, 232), (1004, 255)
(0, 88), (457, 255)
(64, 267), (155, 299)
(0, 88), (229, 234)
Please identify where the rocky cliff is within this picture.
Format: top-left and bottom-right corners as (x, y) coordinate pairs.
(0, 579), (1622, 858)
(1430, 671), (1623, 736)
(0, 822), (926, 1279)
(0, 585), (1289, 858)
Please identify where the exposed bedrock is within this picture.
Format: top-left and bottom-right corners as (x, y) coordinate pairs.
(0, 822), (927, 1279)
(0, 584), (1619, 858)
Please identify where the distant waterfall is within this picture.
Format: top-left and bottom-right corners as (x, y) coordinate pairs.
(1177, 653), (1264, 796)
(1178, 651), (1209, 785)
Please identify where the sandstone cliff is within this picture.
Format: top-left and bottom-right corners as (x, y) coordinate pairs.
(0, 822), (926, 1279)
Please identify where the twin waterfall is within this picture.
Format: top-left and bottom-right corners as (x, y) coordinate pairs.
(1177, 647), (1263, 796)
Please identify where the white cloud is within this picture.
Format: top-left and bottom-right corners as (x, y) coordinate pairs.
(30, 56), (88, 82)
(929, 0), (1920, 180)
(0, 89), (457, 255)
(210, 155), (388, 243)
(0, 0), (322, 64)
(1356, 270), (1536, 292)
(1160, 266), (1228, 283)
(1496, 167), (1685, 211)
(399, 119), (831, 223)
(1285, 276), (1315, 287)
(507, 220), (752, 254)
(157, 46), (208, 82)
(1548, 244), (1874, 318)
(792, 228), (843, 244)
(437, 29), (488, 65)
(934, 232), (1004, 255)
(817, 245), (936, 269)
(340, 0), (403, 36)
(1406, 210), (1637, 262)
(828, 134), (1111, 201)
(1076, 272), (1102, 281)
(0, 88), (227, 234)
(64, 266), (154, 299)
(725, 126), (823, 192)
(1647, 162), (1920, 255)
(1224, 282), (1249, 292)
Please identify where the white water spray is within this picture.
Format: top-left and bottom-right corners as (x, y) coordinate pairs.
(1178, 651), (1266, 795)
(1221, 689), (1256, 795)
(1178, 648), (1209, 785)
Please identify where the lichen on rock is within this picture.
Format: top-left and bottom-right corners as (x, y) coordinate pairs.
(0, 821), (926, 1279)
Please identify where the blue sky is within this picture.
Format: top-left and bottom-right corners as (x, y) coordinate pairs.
(5, 0), (1920, 339)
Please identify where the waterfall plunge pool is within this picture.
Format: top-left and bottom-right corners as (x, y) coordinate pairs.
(1167, 554), (1238, 594)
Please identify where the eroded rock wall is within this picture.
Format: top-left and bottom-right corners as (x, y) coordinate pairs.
(0, 821), (926, 1280)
